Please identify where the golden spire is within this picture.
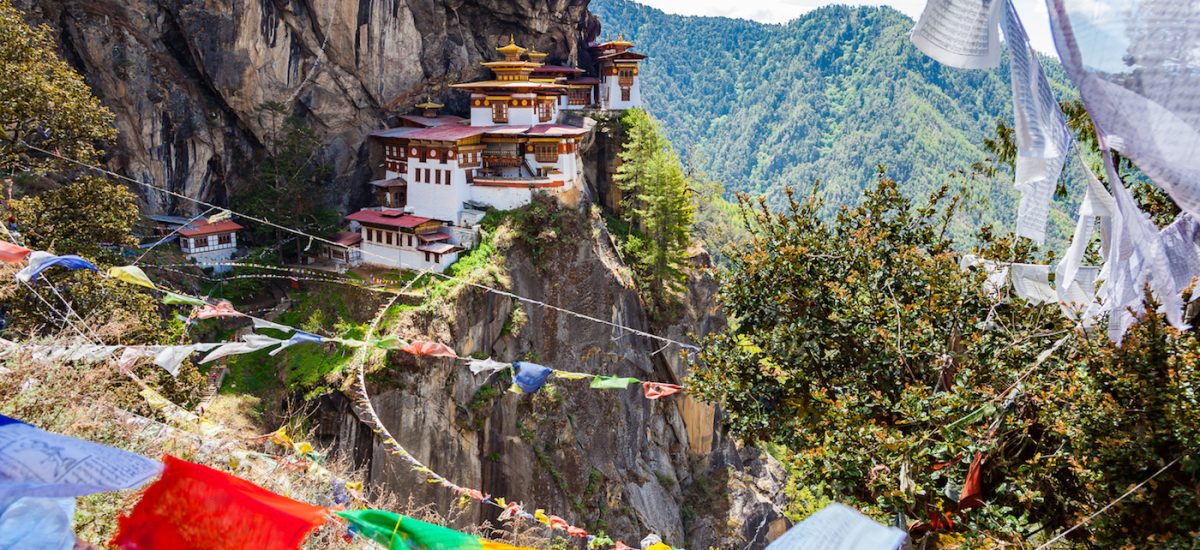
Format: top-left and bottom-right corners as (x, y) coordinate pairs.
(497, 35), (527, 61)
(610, 33), (633, 47)
(415, 96), (443, 108)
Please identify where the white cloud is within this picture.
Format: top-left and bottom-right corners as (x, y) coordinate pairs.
(631, 0), (1058, 55)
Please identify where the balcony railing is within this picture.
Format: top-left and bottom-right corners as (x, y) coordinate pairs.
(483, 153), (523, 168)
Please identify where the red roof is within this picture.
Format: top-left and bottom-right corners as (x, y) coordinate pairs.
(525, 124), (589, 137)
(566, 77), (600, 85)
(417, 242), (456, 254)
(333, 232), (362, 247)
(403, 125), (493, 142)
(178, 219), (243, 237)
(417, 232), (451, 242)
(346, 209), (433, 229)
(399, 114), (468, 128)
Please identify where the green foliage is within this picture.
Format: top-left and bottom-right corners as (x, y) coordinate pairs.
(234, 102), (331, 259)
(11, 177), (139, 260)
(614, 109), (695, 315)
(692, 176), (1200, 546)
(591, 0), (1080, 247)
(0, 0), (115, 172)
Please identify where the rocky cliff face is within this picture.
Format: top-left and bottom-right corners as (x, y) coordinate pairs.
(315, 202), (789, 547)
(17, 0), (598, 213)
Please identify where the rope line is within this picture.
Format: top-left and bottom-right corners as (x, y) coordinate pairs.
(18, 142), (698, 352)
(1034, 456), (1184, 549)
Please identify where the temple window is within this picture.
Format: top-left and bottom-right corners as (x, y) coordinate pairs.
(534, 143), (558, 163)
(492, 102), (508, 123)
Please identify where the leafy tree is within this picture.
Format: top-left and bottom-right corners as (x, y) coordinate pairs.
(10, 177), (139, 260)
(236, 101), (330, 260)
(0, 0), (115, 173)
(614, 109), (694, 314)
(691, 175), (1200, 547)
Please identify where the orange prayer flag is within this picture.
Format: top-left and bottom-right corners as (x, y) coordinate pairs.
(112, 455), (329, 550)
(0, 241), (31, 263)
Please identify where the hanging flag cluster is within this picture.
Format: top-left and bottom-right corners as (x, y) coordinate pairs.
(4, 247), (692, 400)
(911, 0), (1200, 343)
(471, 358), (685, 400)
(0, 412), (554, 549)
(0, 247), (672, 549)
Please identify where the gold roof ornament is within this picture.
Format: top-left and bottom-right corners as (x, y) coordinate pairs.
(415, 96), (444, 109)
(497, 35), (527, 60)
(527, 49), (549, 63)
(610, 33), (633, 47)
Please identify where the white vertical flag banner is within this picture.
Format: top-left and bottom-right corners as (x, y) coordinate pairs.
(1003, 0), (1072, 244)
(911, 0), (1005, 69)
(1047, 0), (1200, 220)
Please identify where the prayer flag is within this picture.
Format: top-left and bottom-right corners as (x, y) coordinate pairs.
(910, 0), (1004, 69)
(252, 317), (296, 334)
(195, 301), (244, 319)
(108, 265), (157, 290)
(511, 362), (552, 394)
(642, 382), (684, 400)
(552, 370), (593, 381)
(336, 509), (533, 550)
(468, 358), (510, 375)
(0, 496), (75, 549)
(162, 292), (206, 307)
(200, 334), (284, 363)
(765, 503), (908, 550)
(112, 455), (328, 550)
(0, 414), (161, 501)
(0, 241), (30, 263)
(1047, 0), (1200, 223)
(957, 452), (985, 512)
(1002, 0), (1071, 244)
(589, 376), (639, 390)
(401, 341), (458, 358)
(16, 252), (98, 283)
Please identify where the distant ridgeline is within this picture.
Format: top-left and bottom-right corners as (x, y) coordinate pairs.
(591, 0), (1080, 247)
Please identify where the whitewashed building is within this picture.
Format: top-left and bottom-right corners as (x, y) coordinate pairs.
(179, 219), (242, 272)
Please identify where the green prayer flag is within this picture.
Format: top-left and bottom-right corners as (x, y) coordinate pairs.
(371, 335), (402, 351)
(162, 291), (206, 307)
(589, 376), (640, 389)
(336, 509), (483, 550)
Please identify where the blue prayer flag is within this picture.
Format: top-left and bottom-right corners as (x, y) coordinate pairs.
(512, 361), (552, 394)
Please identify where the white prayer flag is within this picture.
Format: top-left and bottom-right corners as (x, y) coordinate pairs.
(0, 415), (161, 500)
(911, 0), (1004, 69)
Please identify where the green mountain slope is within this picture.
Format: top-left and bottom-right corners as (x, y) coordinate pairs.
(591, 0), (1078, 244)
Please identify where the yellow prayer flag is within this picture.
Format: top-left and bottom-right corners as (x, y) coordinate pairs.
(108, 265), (157, 290)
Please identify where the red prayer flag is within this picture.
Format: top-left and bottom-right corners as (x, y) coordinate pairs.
(112, 455), (329, 550)
(0, 241), (31, 263)
(401, 341), (459, 358)
(957, 452), (985, 512)
(642, 382), (684, 400)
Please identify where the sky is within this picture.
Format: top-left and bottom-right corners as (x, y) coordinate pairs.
(632, 0), (1058, 54)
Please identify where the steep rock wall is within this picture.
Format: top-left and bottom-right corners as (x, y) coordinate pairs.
(315, 206), (789, 548)
(17, 0), (598, 213)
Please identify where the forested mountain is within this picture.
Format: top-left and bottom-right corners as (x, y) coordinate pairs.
(591, 0), (1078, 244)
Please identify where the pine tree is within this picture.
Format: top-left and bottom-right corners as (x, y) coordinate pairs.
(613, 109), (695, 314)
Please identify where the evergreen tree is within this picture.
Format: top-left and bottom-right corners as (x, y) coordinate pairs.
(613, 109), (694, 314)
(237, 102), (330, 260)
